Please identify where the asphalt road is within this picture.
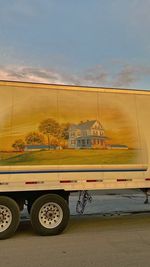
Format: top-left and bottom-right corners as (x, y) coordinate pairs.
(0, 213), (150, 267)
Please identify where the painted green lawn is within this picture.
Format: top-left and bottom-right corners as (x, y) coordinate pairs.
(0, 149), (140, 165)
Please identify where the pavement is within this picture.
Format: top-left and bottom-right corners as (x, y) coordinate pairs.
(21, 189), (150, 219)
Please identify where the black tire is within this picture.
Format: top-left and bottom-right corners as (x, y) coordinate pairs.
(0, 196), (20, 239)
(30, 194), (70, 236)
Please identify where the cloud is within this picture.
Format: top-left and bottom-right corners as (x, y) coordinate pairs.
(81, 65), (108, 86)
(0, 63), (150, 88)
(112, 65), (138, 87)
(113, 64), (150, 87)
(0, 66), (80, 85)
(0, 65), (109, 86)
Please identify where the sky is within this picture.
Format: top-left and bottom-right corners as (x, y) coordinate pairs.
(0, 0), (150, 89)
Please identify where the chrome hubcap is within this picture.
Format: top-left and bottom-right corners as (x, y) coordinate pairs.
(39, 202), (63, 229)
(0, 205), (12, 232)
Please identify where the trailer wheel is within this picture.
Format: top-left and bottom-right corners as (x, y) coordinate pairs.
(30, 194), (70, 236)
(0, 196), (20, 239)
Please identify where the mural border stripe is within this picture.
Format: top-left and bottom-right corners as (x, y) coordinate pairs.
(0, 168), (147, 175)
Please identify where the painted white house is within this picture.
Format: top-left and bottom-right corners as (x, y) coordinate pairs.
(68, 120), (108, 149)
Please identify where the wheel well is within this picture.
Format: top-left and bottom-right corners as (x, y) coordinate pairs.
(0, 190), (70, 210)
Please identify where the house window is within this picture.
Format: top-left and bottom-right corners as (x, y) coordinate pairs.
(83, 131), (87, 136)
(82, 140), (85, 145)
(87, 139), (90, 145)
(77, 140), (81, 145)
(77, 130), (81, 137)
(71, 132), (75, 137)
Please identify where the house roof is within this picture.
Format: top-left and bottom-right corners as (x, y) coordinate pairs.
(69, 120), (103, 131)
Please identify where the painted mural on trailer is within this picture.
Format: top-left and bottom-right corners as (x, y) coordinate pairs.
(0, 86), (144, 165)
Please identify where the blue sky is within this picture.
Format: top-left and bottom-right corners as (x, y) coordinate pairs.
(0, 0), (150, 89)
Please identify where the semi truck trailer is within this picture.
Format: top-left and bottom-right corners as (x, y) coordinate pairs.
(0, 80), (149, 239)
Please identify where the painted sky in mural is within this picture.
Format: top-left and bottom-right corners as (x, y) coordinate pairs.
(0, 86), (139, 151)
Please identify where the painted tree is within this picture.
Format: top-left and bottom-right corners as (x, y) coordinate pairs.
(25, 132), (44, 145)
(59, 123), (70, 148)
(60, 123), (70, 140)
(39, 118), (60, 148)
(12, 139), (25, 152)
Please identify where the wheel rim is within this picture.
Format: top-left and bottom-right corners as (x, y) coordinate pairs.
(39, 202), (63, 229)
(0, 205), (12, 232)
